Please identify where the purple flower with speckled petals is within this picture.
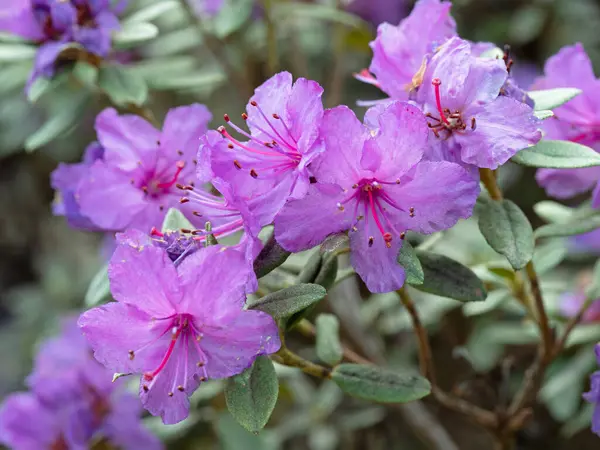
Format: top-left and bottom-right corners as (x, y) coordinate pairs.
(533, 44), (600, 204)
(274, 101), (479, 293)
(78, 235), (280, 424)
(0, 0), (124, 90)
(0, 318), (162, 450)
(356, 0), (456, 102)
(584, 346), (600, 436)
(197, 72), (325, 225)
(59, 104), (211, 232)
(51, 141), (104, 231)
(416, 37), (542, 170)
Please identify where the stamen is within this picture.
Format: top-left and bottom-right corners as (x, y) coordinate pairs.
(471, 117), (476, 130)
(157, 161), (185, 189)
(143, 327), (182, 382)
(431, 78), (450, 125)
(150, 227), (164, 237)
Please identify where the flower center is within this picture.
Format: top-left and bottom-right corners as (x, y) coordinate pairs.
(338, 179), (414, 248)
(130, 314), (209, 396)
(218, 101), (302, 180)
(134, 160), (185, 199)
(425, 78), (476, 138)
(34, 1), (97, 42)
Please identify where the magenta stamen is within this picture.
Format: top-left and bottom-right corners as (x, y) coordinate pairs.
(432, 78), (450, 125)
(250, 102), (298, 151)
(144, 327), (182, 381)
(368, 189), (388, 239)
(219, 129), (282, 157)
(224, 118), (296, 159)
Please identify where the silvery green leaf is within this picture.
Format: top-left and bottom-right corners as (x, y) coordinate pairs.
(113, 22), (159, 48)
(124, 1), (180, 24)
(512, 140), (600, 168)
(528, 87), (581, 111)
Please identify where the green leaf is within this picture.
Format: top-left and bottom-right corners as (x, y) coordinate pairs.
(314, 253), (338, 290)
(398, 241), (424, 285)
(413, 251), (487, 302)
(512, 140), (600, 168)
(534, 209), (600, 239)
(528, 88), (581, 111)
(0, 43), (37, 61)
(533, 201), (575, 223)
(315, 314), (343, 366)
(296, 251), (323, 284)
(478, 46), (504, 59)
(247, 284), (327, 319)
(224, 356), (278, 433)
(85, 264), (110, 307)
(113, 22), (159, 48)
(25, 91), (88, 151)
(98, 65), (148, 107)
(272, 3), (370, 30)
(320, 233), (349, 255)
(534, 109), (554, 120)
(161, 208), (194, 233)
(463, 290), (512, 317)
(124, 1), (179, 24)
(477, 198), (534, 269)
(147, 71), (225, 91)
(27, 77), (53, 103)
(532, 239), (568, 275)
(585, 259), (600, 299)
(213, 0), (254, 39)
(331, 364), (431, 403)
(253, 234), (291, 279)
(72, 61), (98, 88)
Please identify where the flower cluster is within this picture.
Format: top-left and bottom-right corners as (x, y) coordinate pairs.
(0, 0), (124, 89)
(0, 318), (161, 450)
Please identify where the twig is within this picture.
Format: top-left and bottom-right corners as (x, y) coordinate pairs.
(398, 288), (436, 385)
(554, 297), (594, 356)
(525, 261), (553, 355)
(295, 319), (371, 365)
(398, 287), (498, 429)
(276, 347), (332, 379)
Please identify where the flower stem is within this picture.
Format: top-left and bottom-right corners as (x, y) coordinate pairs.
(276, 346), (331, 378)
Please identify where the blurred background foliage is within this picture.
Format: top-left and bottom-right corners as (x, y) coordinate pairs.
(2, 0), (600, 448)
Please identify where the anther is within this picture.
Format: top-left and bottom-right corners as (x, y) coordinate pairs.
(368, 236), (374, 247)
(352, 184), (358, 189)
(272, 113), (280, 120)
(180, 228), (192, 234)
(409, 207), (415, 218)
(177, 385), (184, 392)
(228, 143), (234, 149)
(400, 232), (406, 240)
(336, 202), (344, 211)
(241, 113), (248, 120)
(217, 126), (226, 134)
(352, 226), (358, 232)
(179, 198), (190, 204)
(250, 100), (257, 107)
(224, 114), (230, 122)
(471, 117), (476, 130)
(396, 179), (400, 184)
(192, 159), (197, 165)
(250, 169), (258, 178)
(168, 392), (174, 397)
(128, 350), (135, 360)
(233, 160), (242, 170)
(309, 176), (317, 184)
(199, 376), (207, 382)
(142, 186), (148, 194)
(143, 385), (149, 392)
(177, 150), (183, 156)
(197, 361), (205, 367)
(192, 211), (202, 217)
(159, 205), (165, 211)
(130, 178), (135, 185)
(383, 232), (393, 248)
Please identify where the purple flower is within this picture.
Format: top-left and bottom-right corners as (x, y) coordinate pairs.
(559, 292), (600, 323)
(584, 346), (600, 436)
(416, 37), (542, 169)
(187, 0), (224, 17)
(274, 101), (479, 293)
(197, 72), (325, 225)
(0, 0), (123, 89)
(533, 44), (600, 204)
(55, 105), (211, 232)
(78, 235), (280, 424)
(358, 0), (456, 101)
(51, 142), (104, 231)
(0, 317), (162, 450)
(346, 0), (407, 27)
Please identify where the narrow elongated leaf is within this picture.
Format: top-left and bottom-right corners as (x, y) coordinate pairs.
(98, 65), (148, 107)
(253, 234), (291, 278)
(477, 198), (534, 269)
(85, 264), (110, 306)
(247, 284), (326, 319)
(331, 364), (431, 403)
(25, 91), (88, 151)
(413, 251), (487, 302)
(124, 1), (179, 24)
(533, 201), (575, 223)
(528, 88), (581, 111)
(113, 22), (159, 48)
(0, 43), (37, 61)
(398, 241), (424, 285)
(272, 3), (369, 29)
(512, 140), (600, 168)
(224, 356), (278, 433)
(316, 314), (343, 366)
(296, 251), (323, 284)
(534, 209), (600, 239)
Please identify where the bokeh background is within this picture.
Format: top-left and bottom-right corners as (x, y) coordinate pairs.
(2, 0), (600, 448)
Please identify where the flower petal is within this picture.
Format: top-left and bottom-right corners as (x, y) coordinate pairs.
(536, 167), (600, 199)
